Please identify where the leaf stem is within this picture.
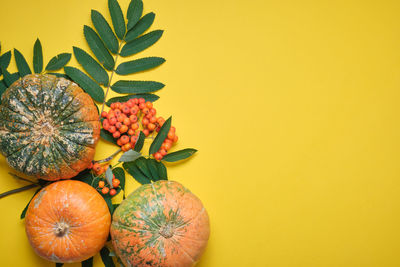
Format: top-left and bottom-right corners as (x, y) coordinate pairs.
(96, 148), (122, 163)
(0, 184), (39, 199)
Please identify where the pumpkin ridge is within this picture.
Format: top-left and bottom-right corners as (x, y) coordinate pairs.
(49, 78), (72, 119)
(111, 220), (150, 233)
(6, 143), (39, 172)
(54, 91), (88, 123)
(58, 130), (96, 148)
(51, 142), (81, 173)
(171, 237), (196, 263)
(0, 105), (34, 125)
(49, 142), (79, 176)
(0, 119), (31, 132)
(52, 84), (83, 122)
(0, 131), (32, 156)
(24, 146), (46, 176)
(4, 80), (37, 116)
(21, 75), (41, 109)
(59, 120), (100, 128)
(18, 143), (40, 174)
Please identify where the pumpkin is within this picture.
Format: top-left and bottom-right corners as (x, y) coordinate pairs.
(111, 180), (210, 267)
(0, 74), (100, 181)
(25, 180), (111, 263)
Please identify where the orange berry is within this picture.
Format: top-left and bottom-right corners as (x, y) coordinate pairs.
(142, 118), (149, 125)
(145, 113), (153, 119)
(126, 101), (134, 108)
(154, 152), (163, 161)
(101, 111), (108, 118)
(131, 135), (138, 143)
(142, 107), (150, 115)
(139, 103), (146, 110)
(128, 129), (135, 135)
(102, 119), (110, 130)
(112, 179), (120, 188)
(120, 135), (130, 145)
(123, 118), (131, 126)
(133, 98), (139, 104)
(129, 115), (138, 123)
(160, 149), (167, 156)
(110, 103), (116, 109)
(115, 102), (122, 109)
(150, 116), (157, 123)
(167, 132), (175, 140)
(109, 188), (117, 196)
(174, 135), (178, 143)
(120, 125), (128, 133)
(162, 142), (172, 150)
(101, 187), (109, 194)
(117, 139), (122, 146)
(145, 101), (153, 109)
(122, 105), (130, 114)
(88, 161), (94, 169)
(143, 129), (150, 136)
(114, 109), (121, 116)
(130, 108), (138, 115)
(170, 126), (176, 132)
(139, 98), (145, 103)
(115, 122), (122, 129)
(150, 108), (156, 115)
(131, 123), (139, 130)
(97, 166), (106, 175)
(109, 117), (117, 125)
(113, 131), (121, 138)
(164, 138), (173, 145)
(98, 181), (105, 188)
(109, 126), (116, 133)
(147, 123), (156, 131)
(122, 143), (132, 151)
(93, 163), (101, 173)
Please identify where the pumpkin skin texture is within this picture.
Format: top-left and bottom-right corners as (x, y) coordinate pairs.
(0, 74), (100, 180)
(25, 180), (111, 263)
(111, 180), (210, 267)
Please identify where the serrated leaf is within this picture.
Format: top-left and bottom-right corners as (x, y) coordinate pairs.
(105, 166), (114, 188)
(81, 257), (93, 267)
(91, 10), (119, 54)
(2, 68), (19, 87)
(111, 80), (164, 94)
(147, 158), (159, 181)
(115, 57), (165, 75)
(163, 148), (197, 162)
(33, 39), (43, 73)
(106, 93), (159, 106)
(135, 157), (152, 178)
(14, 49), (31, 77)
(84, 25), (115, 70)
(127, 0), (143, 31)
(134, 131), (145, 152)
(100, 247), (116, 267)
(112, 167), (125, 190)
(100, 129), (118, 145)
(149, 116), (171, 154)
(108, 0), (126, 40)
(119, 149), (141, 162)
(120, 30), (163, 57)
(64, 66), (105, 102)
(45, 53), (71, 71)
(73, 46), (109, 86)
(0, 50), (11, 75)
(155, 161), (167, 180)
(125, 12), (155, 42)
(123, 162), (151, 184)
(20, 188), (41, 219)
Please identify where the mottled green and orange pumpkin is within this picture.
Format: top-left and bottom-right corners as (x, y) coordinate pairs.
(111, 180), (210, 267)
(25, 180), (111, 263)
(0, 74), (100, 180)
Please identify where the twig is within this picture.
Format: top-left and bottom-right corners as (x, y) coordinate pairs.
(0, 184), (39, 199)
(95, 148), (122, 163)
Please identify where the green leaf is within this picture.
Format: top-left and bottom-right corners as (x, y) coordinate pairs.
(72, 170), (93, 185)
(0, 80), (7, 100)
(108, 0), (126, 40)
(147, 158), (160, 181)
(2, 68), (19, 87)
(111, 80), (164, 94)
(106, 93), (159, 106)
(14, 49), (31, 77)
(123, 162), (151, 184)
(81, 257), (93, 267)
(127, 0), (143, 31)
(163, 148), (198, 162)
(0, 50), (11, 75)
(73, 46), (109, 86)
(100, 247), (116, 267)
(100, 128), (118, 145)
(48, 73), (70, 79)
(56, 263), (63, 267)
(20, 188), (41, 219)
(135, 157), (151, 178)
(45, 53), (71, 71)
(155, 160), (168, 180)
(119, 149), (141, 162)
(134, 131), (145, 152)
(103, 196), (114, 214)
(84, 25), (115, 71)
(112, 167), (125, 190)
(91, 10), (119, 54)
(115, 57), (165, 75)
(105, 166), (114, 188)
(149, 116), (171, 154)
(120, 30), (163, 57)
(125, 12), (155, 42)
(64, 66), (105, 102)
(33, 39), (43, 73)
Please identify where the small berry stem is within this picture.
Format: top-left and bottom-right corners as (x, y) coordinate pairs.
(95, 148), (122, 164)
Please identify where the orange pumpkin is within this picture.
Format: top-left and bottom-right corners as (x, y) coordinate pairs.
(25, 180), (111, 263)
(0, 74), (100, 181)
(111, 180), (210, 267)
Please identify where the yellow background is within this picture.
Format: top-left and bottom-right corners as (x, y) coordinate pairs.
(1, 0), (400, 266)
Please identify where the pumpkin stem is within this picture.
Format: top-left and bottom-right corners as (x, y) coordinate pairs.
(54, 222), (69, 237)
(159, 223), (175, 239)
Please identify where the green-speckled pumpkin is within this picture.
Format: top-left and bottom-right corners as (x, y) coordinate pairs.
(111, 180), (210, 267)
(0, 74), (100, 180)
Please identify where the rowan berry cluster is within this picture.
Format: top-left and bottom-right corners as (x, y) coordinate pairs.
(100, 98), (178, 160)
(87, 162), (120, 196)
